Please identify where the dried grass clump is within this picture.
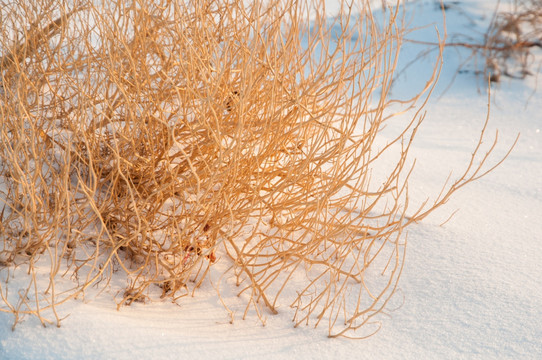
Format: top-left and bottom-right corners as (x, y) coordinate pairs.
(0, 0), (514, 337)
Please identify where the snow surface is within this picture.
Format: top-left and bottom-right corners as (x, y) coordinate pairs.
(1, 1), (541, 359)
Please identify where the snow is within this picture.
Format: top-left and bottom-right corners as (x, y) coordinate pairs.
(1, 1), (541, 359)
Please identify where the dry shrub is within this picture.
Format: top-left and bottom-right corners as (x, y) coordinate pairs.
(0, 0), (515, 337)
(435, 0), (542, 83)
(483, 0), (542, 82)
